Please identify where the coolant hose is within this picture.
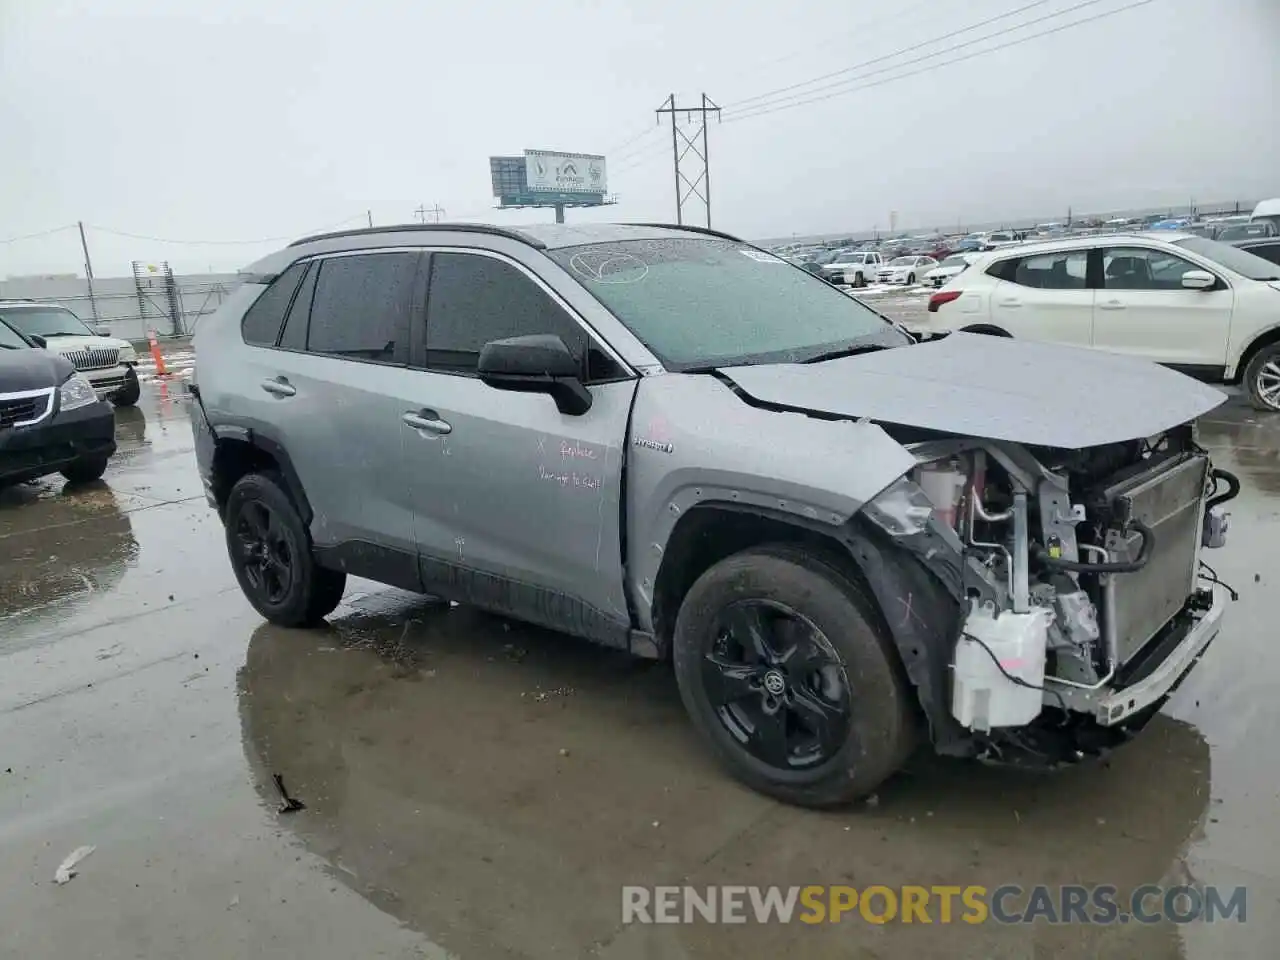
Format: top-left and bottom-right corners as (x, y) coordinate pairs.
(1206, 468), (1240, 511)
(1035, 519), (1155, 574)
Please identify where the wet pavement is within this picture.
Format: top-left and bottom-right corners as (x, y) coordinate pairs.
(1, 380), (1277, 959)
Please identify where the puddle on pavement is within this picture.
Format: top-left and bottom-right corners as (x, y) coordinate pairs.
(236, 592), (1230, 958)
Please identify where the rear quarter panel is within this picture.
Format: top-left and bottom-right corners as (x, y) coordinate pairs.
(624, 374), (916, 632)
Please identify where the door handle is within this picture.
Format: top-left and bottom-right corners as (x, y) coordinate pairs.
(1098, 300), (1126, 310)
(260, 377), (296, 397)
(997, 298), (1021, 307)
(403, 410), (452, 435)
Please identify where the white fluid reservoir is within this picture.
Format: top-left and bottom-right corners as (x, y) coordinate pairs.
(952, 600), (1052, 731)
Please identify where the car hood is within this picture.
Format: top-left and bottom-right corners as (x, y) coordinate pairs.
(0, 347), (74, 391)
(42, 334), (132, 352)
(718, 332), (1227, 448)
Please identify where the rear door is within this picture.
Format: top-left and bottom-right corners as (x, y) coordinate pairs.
(260, 251), (424, 575)
(988, 248), (1094, 346)
(1091, 245), (1233, 366)
(402, 248), (636, 640)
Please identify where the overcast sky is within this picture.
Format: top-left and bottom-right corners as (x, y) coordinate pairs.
(1, 0), (1277, 277)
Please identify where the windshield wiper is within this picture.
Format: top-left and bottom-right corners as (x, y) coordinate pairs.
(38, 331), (79, 338)
(799, 343), (894, 364)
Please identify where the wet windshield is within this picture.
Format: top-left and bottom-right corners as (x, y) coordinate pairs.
(1173, 236), (1280, 281)
(1, 306), (95, 338)
(551, 237), (906, 370)
(0, 320), (31, 349)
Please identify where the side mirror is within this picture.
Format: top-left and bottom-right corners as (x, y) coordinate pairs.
(29, 334), (47, 348)
(1181, 269), (1216, 290)
(477, 334), (592, 416)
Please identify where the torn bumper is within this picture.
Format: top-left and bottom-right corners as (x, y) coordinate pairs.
(1051, 584), (1227, 726)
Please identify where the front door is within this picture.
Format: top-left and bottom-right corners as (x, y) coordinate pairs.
(1091, 246), (1234, 367)
(403, 249), (636, 641)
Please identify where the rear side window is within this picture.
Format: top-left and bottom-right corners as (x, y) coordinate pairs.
(424, 252), (588, 374)
(989, 251), (1087, 289)
(240, 262), (307, 346)
(278, 262), (318, 351)
(307, 252), (419, 364)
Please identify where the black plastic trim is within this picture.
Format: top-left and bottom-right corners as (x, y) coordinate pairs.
(628, 222), (744, 243)
(312, 541), (423, 593)
(288, 223), (548, 250)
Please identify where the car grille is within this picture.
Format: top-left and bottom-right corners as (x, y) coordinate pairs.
(0, 392), (51, 428)
(62, 346), (120, 371)
(1101, 453), (1208, 664)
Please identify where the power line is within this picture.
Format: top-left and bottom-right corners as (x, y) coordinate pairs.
(724, 0), (1059, 113)
(718, 0), (940, 86)
(85, 213), (368, 246)
(723, 0), (1157, 125)
(0, 224), (77, 245)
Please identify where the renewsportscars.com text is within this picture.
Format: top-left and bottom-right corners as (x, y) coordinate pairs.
(621, 884), (1247, 925)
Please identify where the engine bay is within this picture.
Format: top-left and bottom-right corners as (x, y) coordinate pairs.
(887, 424), (1239, 736)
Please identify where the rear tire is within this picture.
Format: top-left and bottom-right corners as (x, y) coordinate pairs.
(224, 472), (347, 627)
(61, 457), (109, 484)
(672, 544), (914, 807)
(1244, 343), (1280, 412)
(111, 366), (141, 407)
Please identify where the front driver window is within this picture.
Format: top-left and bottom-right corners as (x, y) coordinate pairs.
(1102, 247), (1205, 291)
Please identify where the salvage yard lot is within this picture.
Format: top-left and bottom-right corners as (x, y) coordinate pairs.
(1, 379), (1277, 959)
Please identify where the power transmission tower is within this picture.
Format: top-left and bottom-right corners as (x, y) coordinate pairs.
(655, 94), (720, 227)
(414, 203), (446, 224)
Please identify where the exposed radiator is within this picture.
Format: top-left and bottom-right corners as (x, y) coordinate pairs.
(1100, 452), (1208, 664)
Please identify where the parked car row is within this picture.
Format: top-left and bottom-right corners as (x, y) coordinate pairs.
(918, 231), (1280, 411)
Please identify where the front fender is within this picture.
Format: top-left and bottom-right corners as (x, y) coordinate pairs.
(624, 374), (916, 630)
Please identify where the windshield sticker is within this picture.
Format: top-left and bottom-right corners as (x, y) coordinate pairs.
(568, 251), (649, 284)
(740, 249), (785, 264)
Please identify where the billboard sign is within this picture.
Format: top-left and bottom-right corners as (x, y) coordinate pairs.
(525, 150), (606, 197)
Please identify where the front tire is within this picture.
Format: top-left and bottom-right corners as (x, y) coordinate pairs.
(112, 366), (140, 407)
(61, 457), (109, 484)
(224, 472), (347, 627)
(907, 273), (916, 285)
(1244, 343), (1280, 412)
(672, 544), (914, 807)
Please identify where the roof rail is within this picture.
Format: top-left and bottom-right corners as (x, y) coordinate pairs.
(629, 222), (744, 243)
(288, 222), (546, 249)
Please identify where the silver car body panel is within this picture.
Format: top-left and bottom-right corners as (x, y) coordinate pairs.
(719, 332), (1228, 448)
(624, 374), (917, 632)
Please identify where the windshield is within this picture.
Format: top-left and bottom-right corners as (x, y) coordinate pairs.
(551, 237), (906, 369)
(1, 306), (95, 338)
(1173, 236), (1280, 281)
(941, 256), (969, 267)
(889, 257), (915, 266)
(0, 320), (31, 350)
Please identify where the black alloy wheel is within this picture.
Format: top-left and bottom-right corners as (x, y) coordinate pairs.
(703, 600), (851, 770)
(234, 500), (294, 605)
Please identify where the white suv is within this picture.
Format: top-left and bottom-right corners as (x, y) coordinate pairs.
(917, 232), (1280, 411)
(0, 302), (141, 406)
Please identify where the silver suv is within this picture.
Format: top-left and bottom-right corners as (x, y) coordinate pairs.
(191, 223), (1236, 806)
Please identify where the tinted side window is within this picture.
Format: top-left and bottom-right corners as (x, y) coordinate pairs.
(1011, 251), (1088, 289)
(424, 252), (588, 374)
(307, 252), (418, 364)
(240, 261), (306, 346)
(986, 257), (1019, 282)
(278, 262), (318, 351)
(1102, 247), (1203, 290)
(1246, 242), (1280, 267)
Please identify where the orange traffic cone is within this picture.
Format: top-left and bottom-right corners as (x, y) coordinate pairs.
(148, 330), (169, 378)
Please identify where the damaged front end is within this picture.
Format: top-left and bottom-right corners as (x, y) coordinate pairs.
(860, 424), (1238, 766)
